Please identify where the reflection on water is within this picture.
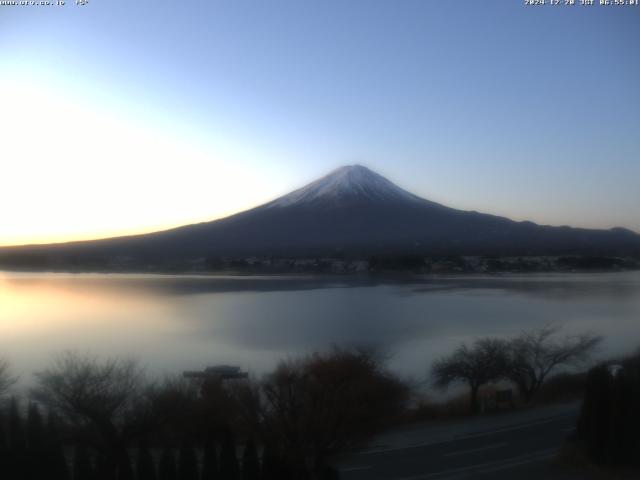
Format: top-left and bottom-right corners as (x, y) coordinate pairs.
(1, 271), (639, 384)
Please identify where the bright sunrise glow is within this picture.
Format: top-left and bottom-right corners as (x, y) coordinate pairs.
(0, 77), (276, 246)
(2, 1), (639, 247)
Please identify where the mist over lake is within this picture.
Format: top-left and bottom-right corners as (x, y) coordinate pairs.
(1, 271), (639, 385)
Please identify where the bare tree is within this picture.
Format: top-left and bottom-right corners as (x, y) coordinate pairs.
(32, 352), (145, 479)
(235, 347), (409, 478)
(506, 325), (602, 403)
(0, 358), (16, 397)
(431, 338), (510, 413)
(136, 375), (201, 439)
(33, 352), (143, 421)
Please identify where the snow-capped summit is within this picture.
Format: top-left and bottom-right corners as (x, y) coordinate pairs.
(267, 164), (422, 208)
(2, 164), (638, 268)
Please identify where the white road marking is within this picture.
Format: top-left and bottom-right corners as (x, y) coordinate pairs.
(442, 442), (507, 458)
(357, 414), (574, 455)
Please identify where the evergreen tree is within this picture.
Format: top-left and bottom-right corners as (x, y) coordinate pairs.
(137, 439), (157, 480)
(8, 398), (26, 480)
(159, 447), (178, 480)
(219, 431), (239, 480)
(577, 360), (640, 467)
(605, 362), (640, 467)
(201, 438), (219, 480)
(178, 438), (199, 480)
(45, 412), (69, 480)
(117, 450), (135, 480)
(260, 444), (290, 480)
(0, 413), (10, 479)
(577, 365), (613, 464)
(240, 438), (260, 480)
(8, 398), (25, 452)
(26, 403), (47, 480)
(609, 371), (634, 465)
(26, 403), (45, 447)
(73, 444), (94, 480)
(260, 444), (278, 480)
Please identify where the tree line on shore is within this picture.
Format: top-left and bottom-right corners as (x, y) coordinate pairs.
(0, 325), (625, 479)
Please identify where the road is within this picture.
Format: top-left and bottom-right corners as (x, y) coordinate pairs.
(338, 403), (585, 480)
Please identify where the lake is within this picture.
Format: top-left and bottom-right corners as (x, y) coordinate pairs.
(1, 271), (639, 388)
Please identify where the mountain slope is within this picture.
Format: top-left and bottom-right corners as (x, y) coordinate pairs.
(1, 165), (639, 270)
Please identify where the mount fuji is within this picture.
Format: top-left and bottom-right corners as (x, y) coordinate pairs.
(1, 165), (639, 270)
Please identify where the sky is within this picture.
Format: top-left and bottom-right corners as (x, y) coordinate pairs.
(1, 0), (639, 246)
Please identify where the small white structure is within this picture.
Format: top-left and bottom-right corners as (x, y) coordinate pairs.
(608, 364), (623, 378)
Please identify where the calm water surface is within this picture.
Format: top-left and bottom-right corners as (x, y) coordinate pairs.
(1, 271), (639, 384)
